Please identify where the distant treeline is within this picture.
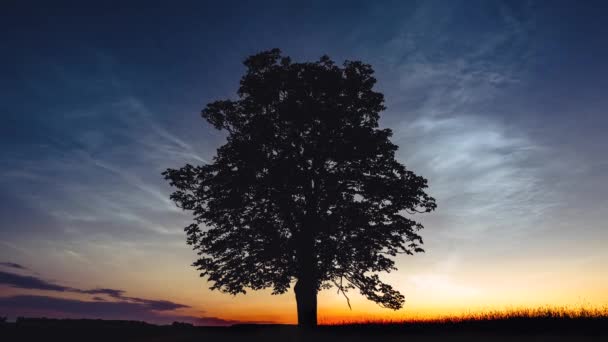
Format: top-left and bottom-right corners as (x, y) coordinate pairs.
(12, 317), (156, 328)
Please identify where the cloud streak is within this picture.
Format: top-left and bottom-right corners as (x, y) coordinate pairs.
(0, 262), (27, 270)
(0, 295), (240, 326)
(0, 271), (189, 311)
(0, 270), (189, 311)
(0, 268), (248, 325)
(0, 271), (70, 292)
(0, 92), (213, 247)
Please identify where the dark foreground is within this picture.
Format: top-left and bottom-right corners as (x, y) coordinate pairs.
(2, 317), (607, 342)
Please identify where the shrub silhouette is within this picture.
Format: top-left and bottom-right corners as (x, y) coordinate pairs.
(164, 49), (436, 327)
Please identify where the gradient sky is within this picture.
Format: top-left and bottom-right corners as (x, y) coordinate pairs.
(1, 0), (607, 325)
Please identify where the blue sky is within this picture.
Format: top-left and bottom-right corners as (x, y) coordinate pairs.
(1, 0), (607, 324)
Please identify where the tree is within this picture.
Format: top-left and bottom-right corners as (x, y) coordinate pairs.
(163, 49), (436, 328)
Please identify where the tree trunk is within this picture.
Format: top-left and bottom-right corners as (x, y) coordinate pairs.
(294, 278), (317, 328)
(295, 220), (317, 328)
(296, 184), (318, 328)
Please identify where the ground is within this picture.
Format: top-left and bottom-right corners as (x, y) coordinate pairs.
(2, 318), (607, 342)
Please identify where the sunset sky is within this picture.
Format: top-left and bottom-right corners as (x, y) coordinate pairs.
(1, 0), (607, 325)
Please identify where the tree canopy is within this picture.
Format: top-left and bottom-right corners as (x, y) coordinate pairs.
(163, 49), (436, 326)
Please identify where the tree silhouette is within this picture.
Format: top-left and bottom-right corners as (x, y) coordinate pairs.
(163, 49), (436, 327)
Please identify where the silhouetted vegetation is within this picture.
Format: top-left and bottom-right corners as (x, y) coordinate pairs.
(2, 310), (608, 342)
(164, 49), (436, 327)
(171, 321), (194, 327)
(325, 305), (608, 325)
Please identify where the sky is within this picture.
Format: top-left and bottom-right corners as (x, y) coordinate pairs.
(1, 0), (608, 325)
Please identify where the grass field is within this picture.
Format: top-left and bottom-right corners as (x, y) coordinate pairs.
(2, 306), (607, 341)
(321, 305), (608, 325)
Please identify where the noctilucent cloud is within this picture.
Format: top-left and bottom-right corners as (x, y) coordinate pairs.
(1, 0), (607, 324)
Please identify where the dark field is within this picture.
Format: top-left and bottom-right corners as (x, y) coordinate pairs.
(2, 315), (607, 342)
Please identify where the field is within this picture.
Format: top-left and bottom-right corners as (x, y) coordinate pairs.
(2, 307), (607, 341)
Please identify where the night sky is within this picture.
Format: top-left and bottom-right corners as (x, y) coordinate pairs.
(1, 0), (607, 325)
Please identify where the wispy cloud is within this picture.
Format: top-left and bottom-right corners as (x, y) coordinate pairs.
(395, 115), (554, 239)
(0, 295), (238, 325)
(0, 93), (212, 243)
(0, 262), (27, 270)
(0, 268), (236, 324)
(0, 267), (267, 325)
(80, 288), (125, 298)
(0, 270), (70, 292)
(0, 269), (189, 311)
(372, 1), (556, 245)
